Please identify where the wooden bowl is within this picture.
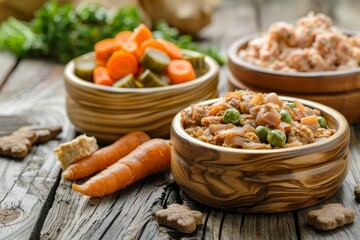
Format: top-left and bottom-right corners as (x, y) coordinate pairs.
(64, 50), (219, 142)
(170, 97), (350, 213)
(228, 33), (360, 94)
(227, 69), (360, 124)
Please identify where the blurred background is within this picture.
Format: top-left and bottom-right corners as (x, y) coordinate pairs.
(1, 0), (360, 32)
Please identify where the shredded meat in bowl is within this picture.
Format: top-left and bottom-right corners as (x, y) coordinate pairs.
(239, 12), (360, 72)
(181, 90), (336, 149)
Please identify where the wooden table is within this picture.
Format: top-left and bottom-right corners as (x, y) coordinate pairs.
(1, 1), (360, 239)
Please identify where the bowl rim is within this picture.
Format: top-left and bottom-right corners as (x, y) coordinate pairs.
(65, 49), (219, 93)
(171, 96), (349, 155)
(228, 30), (360, 77)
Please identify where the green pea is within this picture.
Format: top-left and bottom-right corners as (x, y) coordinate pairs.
(255, 126), (270, 143)
(280, 109), (292, 124)
(223, 108), (241, 125)
(285, 102), (296, 108)
(318, 116), (328, 128)
(267, 130), (287, 147)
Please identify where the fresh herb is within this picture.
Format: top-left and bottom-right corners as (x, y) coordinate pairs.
(0, 1), (224, 65)
(153, 21), (226, 65)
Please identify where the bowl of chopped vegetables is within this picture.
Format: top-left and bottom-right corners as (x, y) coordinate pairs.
(170, 90), (350, 213)
(227, 12), (360, 124)
(64, 24), (219, 142)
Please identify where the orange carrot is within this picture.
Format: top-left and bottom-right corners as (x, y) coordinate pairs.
(72, 138), (171, 197)
(300, 115), (319, 130)
(129, 23), (152, 46)
(106, 50), (138, 79)
(121, 40), (138, 55)
(115, 31), (133, 44)
(94, 38), (121, 66)
(63, 131), (150, 180)
(167, 59), (196, 84)
(157, 39), (183, 59)
(137, 39), (168, 58)
(93, 66), (114, 86)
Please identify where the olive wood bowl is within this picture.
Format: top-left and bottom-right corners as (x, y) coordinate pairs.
(228, 33), (360, 94)
(64, 50), (219, 142)
(170, 97), (350, 213)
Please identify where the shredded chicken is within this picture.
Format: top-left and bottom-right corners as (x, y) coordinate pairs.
(181, 90), (336, 149)
(239, 12), (360, 72)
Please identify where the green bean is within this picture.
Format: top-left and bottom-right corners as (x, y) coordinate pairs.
(255, 126), (270, 143)
(267, 130), (286, 147)
(222, 108), (241, 125)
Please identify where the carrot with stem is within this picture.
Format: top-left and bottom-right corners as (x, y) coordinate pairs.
(93, 66), (114, 86)
(167, 59), (196, 84)
(72, 138), (171, 197)
(63, 131), (150, 180)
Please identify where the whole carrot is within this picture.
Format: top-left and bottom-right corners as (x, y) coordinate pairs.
(72, 138), (171, 197)
(62, 131), (150, 180)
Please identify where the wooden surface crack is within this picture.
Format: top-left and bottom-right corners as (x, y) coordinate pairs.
(29, 169), (62, 240)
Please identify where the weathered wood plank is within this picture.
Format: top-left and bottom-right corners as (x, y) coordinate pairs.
(239, 213), (298, 239)
(297, 124), (360, 239)
(40, 172), (172, 240)
(0, 59), (75, 240)
(0, 52), (17, 88)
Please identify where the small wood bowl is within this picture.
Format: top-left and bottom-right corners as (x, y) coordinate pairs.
(64, 50), (219, 142)
(170, 97), (350, 213)
(228, 33), (360, 94)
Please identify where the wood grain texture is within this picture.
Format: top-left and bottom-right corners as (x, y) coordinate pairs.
(0, 59), (75, 239)
(228, 35), (360, 94)
(296, 124), (360, 239)
(170, 97), (350, 213)
(2, 1), (360, 239)
(0, 52), (17, 88)
(64, 51), (219, 141)
(40, 171), (177, 240)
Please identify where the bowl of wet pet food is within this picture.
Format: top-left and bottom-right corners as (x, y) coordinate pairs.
(227, 12), (360, 124)
(170, 90), (350, 213)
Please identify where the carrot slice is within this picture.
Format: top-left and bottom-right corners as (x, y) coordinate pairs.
(115, 31), (133, 44)
(93, 66), (114, 86)
(121, 40), (138, 55)
(157, 39), (183, 59)
(129, 23), (152, 46)
(106, 50), (138, 79)
(167, 59), (196, 84)
(94, 38), (121, 66)
(300, 115), (319, 130)
(137, 39), (168, 59)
